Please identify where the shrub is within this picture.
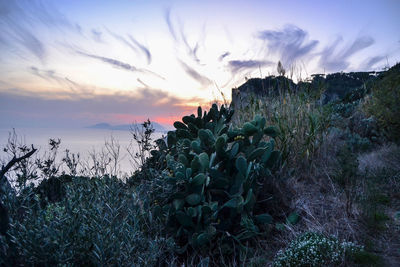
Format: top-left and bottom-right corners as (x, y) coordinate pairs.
(365, 63), (400, 143)
(4, 176), (174, 266)
(273, 232), (363, 267)
(148, 104), (280, 255)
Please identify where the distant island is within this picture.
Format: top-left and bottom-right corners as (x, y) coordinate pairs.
(88, 122), (166, 132)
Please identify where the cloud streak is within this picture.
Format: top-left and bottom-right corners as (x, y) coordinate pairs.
(128, 35), (152, 64)
(164, 8), (178, 42)
(258, 25), (319, 66)
(362, 55), (385, 70)
(77, 51), (139, 72)
(228, 60), (273, 74)
(91, 29), (103, 43)
(219, 52), (231, 61)
(77, 50), (165, 79)
(106, 28), (138, 53)
(178, 60), (212, 86)
(28, 66), (93, 94)
(0, 0), (79, 61)
(319, 36), (375, 72)
(164, 8), (205, 64)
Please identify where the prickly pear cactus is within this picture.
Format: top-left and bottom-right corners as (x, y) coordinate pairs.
(152, 104), (280, 252)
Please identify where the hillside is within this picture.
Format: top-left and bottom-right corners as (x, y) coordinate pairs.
(1, 64), (399, 266)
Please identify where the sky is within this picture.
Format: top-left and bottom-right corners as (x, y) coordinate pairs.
(0, 0), (399, 129)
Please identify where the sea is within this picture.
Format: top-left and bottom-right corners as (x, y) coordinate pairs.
(0, 127), (166, 178)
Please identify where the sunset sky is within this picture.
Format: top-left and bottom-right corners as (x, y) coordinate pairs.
(0, 0), (399, 128)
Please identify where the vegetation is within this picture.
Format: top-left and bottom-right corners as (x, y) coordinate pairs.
(365, 63), (400, 143)
(273, 232), (364, 266)
(1, 63), (399, 266)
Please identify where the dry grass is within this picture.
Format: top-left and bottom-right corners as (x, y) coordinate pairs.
(232, 90), (330, 174)
(358, 144), (400, 173)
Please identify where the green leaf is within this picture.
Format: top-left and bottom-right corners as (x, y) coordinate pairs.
(187, 207), (197, 217)
(174, 121), (188, 130)
(248, 147), (267, 161)
(191, 173), (206, 186)
(167, 131), (176, 147)
(244, 189), (256, 211)
(235, 156), (247, 176)
(199, 152), (209, 170)
(175, 171), (185, 180)
(230, 142), (239, 159)
(182, 115), (196, 125)
(191, 156), (201, 173)
(176, 129), (192, 139)
(209, 152), (216, 167)
(264, 126), (278, 138)
(186, 168), (192, 179)
(215, 136), (226, 155)
(223, 196), (243, 209)
(206, 225), (216, 236)
(197, 106), (202, 118)
(261, 145), (272, 163)
(175, 211), (193, 227)
(191, 140), (202, 153)
(186, 194), (201, 206)
(178, 154), (188, 166)
(243, 122), (258, 136)
(198, 129), (209, 143)
(286, 212), (299, 225)
(173, 199), (185, 210)
(255, 213), (273, 224)
(195, 233), (210, 247)
(275, 223), (285, 231)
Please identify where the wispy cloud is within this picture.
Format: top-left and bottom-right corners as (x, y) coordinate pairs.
(178, 60), (212, 86)
(0, 0), (79, 62)
(362, 55), (385, 70)
(258, 25), (319, 66)
(76, 50), (164, 80)
(219, 52), (231, 61)
(164, 8), (178, 42)
(76, 51), (139, 72)
(105, 29), (152, 64)
(28, 66), (93, 94)
(179, 23), (204, 63)
(91, 29), (103, 43)
(128, 35), (152, 64)
(228, 60), (273, 74)
(319, 36), (374, 72)
(105, 28), (138, 53)
(164, 8), (205, 64)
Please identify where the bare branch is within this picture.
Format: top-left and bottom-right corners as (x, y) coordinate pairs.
(0, 145), (37, 179)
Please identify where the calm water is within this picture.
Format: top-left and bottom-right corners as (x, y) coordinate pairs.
(0, 127), (165, 176)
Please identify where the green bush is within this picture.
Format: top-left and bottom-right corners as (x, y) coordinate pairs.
(148, 104), (280, 254)
(365, 63), (400, 143)
(273, 232), (363, 267)
(4, 176), (174, 266)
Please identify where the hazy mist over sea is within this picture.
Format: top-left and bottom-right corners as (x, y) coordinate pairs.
(0, 127), (165, 175)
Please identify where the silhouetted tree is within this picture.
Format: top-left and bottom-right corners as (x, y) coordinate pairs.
(277, 60), (286, 76)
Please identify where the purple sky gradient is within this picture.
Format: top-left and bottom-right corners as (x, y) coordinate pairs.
(0, 0), (399, 128)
